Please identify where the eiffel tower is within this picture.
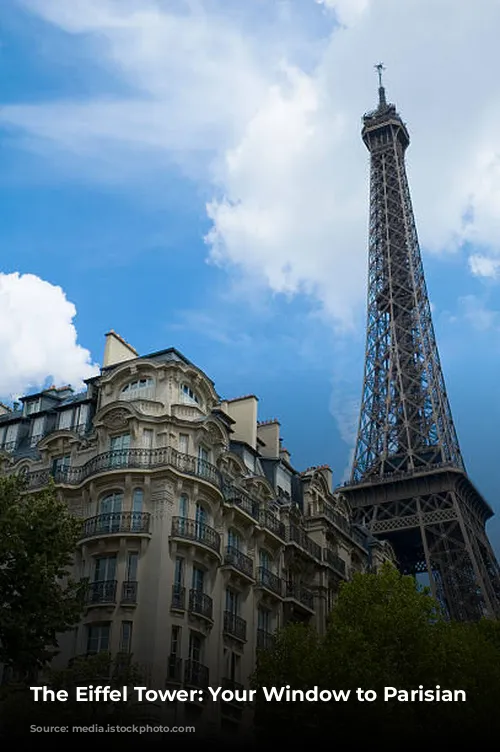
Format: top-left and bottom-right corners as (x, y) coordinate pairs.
(342, 65), (500, 621)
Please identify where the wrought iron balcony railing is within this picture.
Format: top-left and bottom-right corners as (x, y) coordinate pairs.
(287, 524), (322, 560)
(323, 548), (347, 577)
(188, 589), (213, 621)
(171, 517), (221, 554)
(171, 585), (186, 610)
(121, 580), (138, 604)
(184, 660), (209, 688)
(166, 655), (183, 683)
(223, 611), (247, 641)
(221, 678), (245, 705)
(259, 510), (286, 539)
(24, 447), (221, 489)
(284, 582), (314, 610)
(85, 579), (117, 605)
(256, 567), (283, 597)
(256, 629), (275, 651)
(224, 545), (254, 578)
(80, 512), (151, 540)
(227, 493), (260, 520)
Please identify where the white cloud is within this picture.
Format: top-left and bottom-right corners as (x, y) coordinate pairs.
(457, 294), (500, 332)
(0, 273), (99, 397)
(3, 0), (500, 335)
(469, 254), (500, 279)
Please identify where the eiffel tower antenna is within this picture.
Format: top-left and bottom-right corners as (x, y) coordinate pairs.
(342, 72), (500, 621)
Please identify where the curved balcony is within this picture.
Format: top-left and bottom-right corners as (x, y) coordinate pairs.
(85, 579), (117, 606)
(323, 548), (347, 579)
(223, 545), (254, 580)
(286, 524), (322, 561)
(78, 512), (151, 544)
(24, 447), (221, 490)
(170, 517), (221, 557)
(188, 589), (213, 622)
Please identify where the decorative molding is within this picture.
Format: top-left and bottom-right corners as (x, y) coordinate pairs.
(101, 408), (131, 430)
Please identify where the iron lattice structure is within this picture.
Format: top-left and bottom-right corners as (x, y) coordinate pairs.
(344, 74), (500, 621)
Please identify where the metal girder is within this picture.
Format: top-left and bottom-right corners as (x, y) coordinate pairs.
(346, 84), (500, 621)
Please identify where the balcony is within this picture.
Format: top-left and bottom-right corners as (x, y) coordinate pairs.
(256, 567), (283, 598)
(24, 447), (221, 490)
(79, 512), (151, 543)
(184, 660), (209, 688)
(85, 579), (117, 606)
(227, 493), (260, 521)
(284, 582), (314, 612)
(323, 548), (347, 578)
(287, 524), (322, 561)
(256, 629), (275, 651)
(171, 585), (186, 611)
(259, 510), (286, 540)
(166, 655), (183, 684)
(223, 611), (247, 642)
(171, 517), (221, 556)
(188, 589), (213, 622)
(223, 546), (254, 579)
(121, 580), (138, 604)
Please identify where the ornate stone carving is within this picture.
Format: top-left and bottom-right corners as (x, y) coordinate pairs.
(102, 408), (130, 430)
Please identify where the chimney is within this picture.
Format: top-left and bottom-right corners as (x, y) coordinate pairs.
(103, 330), (138, 368)
(257, 420), (280, 459)
(220, 395), (258, 450)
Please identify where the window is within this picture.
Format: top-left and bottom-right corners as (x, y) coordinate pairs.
(75, 404), (89, 431)
(229, 651), (240, 682)
(86, 624), (110, 654)
(195, 503), (206, 539)
(58, 409), (73, 431)
(126, 552), (138, 581)
(192, 566), (205, 593)
(52, 455), (70, 479)
(121, 378), (155, 401)
(120, 621), (133, 653)
(98, 493), (123, 532)
(225, 589), (239, 615)
(94, 555), (117, 582)
(171, 625), (181, 657)
(178, 494), (188, 534)
(25, 400), (41, 416)
(181, 384), (199, 405)
(258, 607), (270, 633)
(178, 433), (189, 455)
(30, 416), (45, 446)
(174, 557), (184, 587)
(142, 429), (153, 449)
(259, 549), (270, 571)
(109, 434), (130, 468)
(4, 423), (18, 450)
(132, 489), (143, 531)
(197, 445), (209, 476)
(189, 632), (203, 663)
(228, 529), (241, 551)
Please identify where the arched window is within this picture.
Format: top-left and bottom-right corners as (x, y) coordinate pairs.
(121, 377), (155, 401)
(180, 383), (199, 405)
(98, 492), (123, 533)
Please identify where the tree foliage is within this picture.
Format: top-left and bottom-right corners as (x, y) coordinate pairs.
(252, 563), (500, 743)
(0, 475), (86, 675)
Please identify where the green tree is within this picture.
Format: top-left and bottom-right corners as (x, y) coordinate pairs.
(0, 475), (86, 677)
(252, 564), (500, 743)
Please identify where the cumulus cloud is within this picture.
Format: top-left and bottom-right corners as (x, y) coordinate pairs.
(469, 254), (500, 279)
(0, 273), (99, 397)
(3, 0), (500, 336)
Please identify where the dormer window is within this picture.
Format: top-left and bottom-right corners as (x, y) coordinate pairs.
(121, 377), (155, 400)
(181, 384), (199, 405)
(25, 399), (41, 416)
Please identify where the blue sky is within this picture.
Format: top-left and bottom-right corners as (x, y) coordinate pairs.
(1, 0), (500, 552)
